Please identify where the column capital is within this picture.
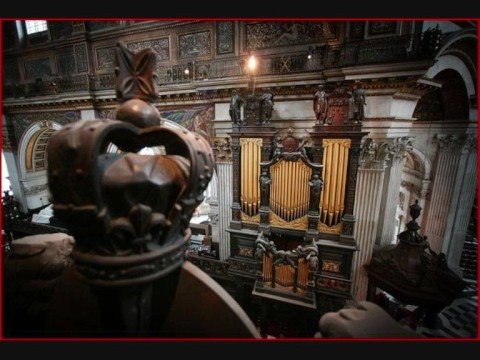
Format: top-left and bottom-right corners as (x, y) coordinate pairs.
(463, 134), (477, 153)
(359, 138), (392, 170)
(389, 136), (414, 162)
(434, 134), (474, 153)
(211, 137), (232, 163)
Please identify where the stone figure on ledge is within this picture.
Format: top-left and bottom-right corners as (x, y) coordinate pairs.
(352, 83), (366, 122)
(260, 88), (274, 124)
(313, 84), (329, 125)
(229, 89), (245, 126)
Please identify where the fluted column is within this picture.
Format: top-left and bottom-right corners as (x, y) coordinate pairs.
(206, 170), (219, 248)
(442, 135), (477, 275)
(424, 134), (466, 253)
(351, 139), (393, 300)
(376, 137), (413, 246)
(211, 137), (233, 261)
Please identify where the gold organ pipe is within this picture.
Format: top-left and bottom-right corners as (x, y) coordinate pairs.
(241, 142), (246, 213)
(327, 142), (335, 225)
(322, 144), (329, 223)
(287, 162), (292, 221)
(329, 142), (339, 226)
(253, 142), (257, 214)
(240, 143), (244, 212)
(335, 143), (346, 224)
(340, 145), (349, 216)
(248, 142), (252, 215)
(294, 163), (299, 219)
(320, 148), (326, 216)
(282, 161), (287, 220)
(301, 168), (305, 216)
(244, 142), (248, 214)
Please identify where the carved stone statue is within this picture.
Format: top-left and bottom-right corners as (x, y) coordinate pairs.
(309, 174), (323, 211)
(352, 83), (366, 122)
(313, 85), (328, 125)
(259, 170), (271, 205)
(260, 89), (274, 124)
(309, 174), (322, 197)
(229, 90), (244, 125)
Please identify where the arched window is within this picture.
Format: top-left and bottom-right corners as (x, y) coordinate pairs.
(25, 21), (48, 35)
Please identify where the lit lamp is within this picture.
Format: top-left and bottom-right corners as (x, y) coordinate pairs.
(247, 53), (257, 94)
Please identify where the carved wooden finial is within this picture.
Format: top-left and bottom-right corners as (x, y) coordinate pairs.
(113, 42), (162, 128)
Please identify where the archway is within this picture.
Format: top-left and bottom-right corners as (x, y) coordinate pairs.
(17, 121), (62, 210)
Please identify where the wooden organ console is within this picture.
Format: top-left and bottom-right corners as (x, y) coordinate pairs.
(226, 85), (368, 315)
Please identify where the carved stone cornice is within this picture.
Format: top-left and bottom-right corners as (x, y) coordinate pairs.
(211, 137), (232, 163)
(389, 137), (414, 162)
(359, 138), (393, 170)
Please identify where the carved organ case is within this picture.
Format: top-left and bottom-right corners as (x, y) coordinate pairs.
(227, 86), (367, 311)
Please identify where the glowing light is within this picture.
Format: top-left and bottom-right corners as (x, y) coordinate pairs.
(307, 54), (312, 60)
(248, 55), (257, 72)
(184, 68), (190, 75)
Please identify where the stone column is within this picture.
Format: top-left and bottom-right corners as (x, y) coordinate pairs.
(351, 139), (393, 301)
(2, 114), (28, 212)
(376, 137), (413, 246)
(423, 134), (466, 253)
(217, 163), (233, 260)
(442, 135), (477, 275)
(206, 170), (219, 248)
(211, 137), (233, 260)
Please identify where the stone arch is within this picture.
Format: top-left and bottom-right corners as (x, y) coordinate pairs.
(17, 121), (62, 210)
(395, 147), (431, 237)
(416, 66), (471, 121)
(18, 121), (62, 179)
(425, 54), (475, 98)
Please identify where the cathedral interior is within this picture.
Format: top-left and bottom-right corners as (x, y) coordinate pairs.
(1, 20), (478, 339)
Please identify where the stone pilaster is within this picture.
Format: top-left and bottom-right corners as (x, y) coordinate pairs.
(424, 134), (467, 253)
(217, 162), (233, 260)
(351, 138), (393, 300)
(442, 135), (477, 276)
(211, 137), (234, 260)
(376, 137), (413, 246)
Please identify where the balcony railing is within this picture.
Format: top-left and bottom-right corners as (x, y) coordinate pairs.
(3, 32), (440, 99)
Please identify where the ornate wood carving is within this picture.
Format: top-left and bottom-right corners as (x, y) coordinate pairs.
(365, 201), (465, 311)
(179, 31), (211, 59)
(245, 21), (336, 50)
(217, 22), (234, 55)
(46, 42), (215, 334)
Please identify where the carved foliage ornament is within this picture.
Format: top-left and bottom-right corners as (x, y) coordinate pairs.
(389, 137), (414, 162)
(211, 137), (232, 162)
(434, 134), (477, 153)
(359, 138), (393, 169)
